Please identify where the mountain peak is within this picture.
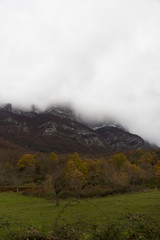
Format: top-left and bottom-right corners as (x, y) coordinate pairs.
(0, 103), (157, 154)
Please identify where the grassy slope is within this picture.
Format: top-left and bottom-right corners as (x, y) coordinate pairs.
(0, 190), (160, 232)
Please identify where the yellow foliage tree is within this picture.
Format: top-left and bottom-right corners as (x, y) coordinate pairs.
(122, 161), (145, 185)
(109, 153), (127, 169)
(17, 154), (37, 169)
(48, 152), (59, 170)
(64, 153), (88, 190)
(67, 153), (88, 176)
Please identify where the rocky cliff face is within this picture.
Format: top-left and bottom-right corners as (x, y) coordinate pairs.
(0, 104), (154, 154)
(0, 104), (110, 154)
(95, 125), (151, 151)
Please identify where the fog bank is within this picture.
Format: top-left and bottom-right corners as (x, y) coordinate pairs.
(0, 0), (160, 146)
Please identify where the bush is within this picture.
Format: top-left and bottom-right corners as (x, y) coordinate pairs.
(53, 223), (84, 240)
(90, 213), (160, 240)
(6, 222), (83, 240)
(0, 216), (46, 240)
(6, 227), (46, 240)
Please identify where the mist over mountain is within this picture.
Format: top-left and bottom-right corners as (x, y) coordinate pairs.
(0, 103), (156, 155)
(1, 0), (160, 146)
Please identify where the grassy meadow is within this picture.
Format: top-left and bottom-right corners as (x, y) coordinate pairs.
(0, 189), (159, 236)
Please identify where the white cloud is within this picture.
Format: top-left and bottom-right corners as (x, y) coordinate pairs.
(0, 0), (160, 145)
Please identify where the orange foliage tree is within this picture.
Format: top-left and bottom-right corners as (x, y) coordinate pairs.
(154, 161), (160, 182)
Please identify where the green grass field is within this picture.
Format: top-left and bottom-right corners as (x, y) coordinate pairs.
(0, 189), (159, 234)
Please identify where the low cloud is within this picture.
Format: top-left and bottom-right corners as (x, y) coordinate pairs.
(0, 0), (160, 145)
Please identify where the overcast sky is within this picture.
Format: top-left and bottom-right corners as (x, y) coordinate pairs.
(0, 0), (160, 146)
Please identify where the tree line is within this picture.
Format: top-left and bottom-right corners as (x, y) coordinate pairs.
(0, 148), (160, 205)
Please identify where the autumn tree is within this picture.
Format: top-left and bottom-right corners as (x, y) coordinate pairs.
(17, 154), (37, 169)
(121, 161), (145, 185)
(85, 158), (113, 187)
(154, 161), (160, 183)
(108, 153), (144, 187)
(0, 162), (15, 186)
(17, 154), (38, 185)
(46, 152), (65, 206)
(109, 153), (127, 170)
(128, 149), (144, 164)
(63, 153), (88, 192)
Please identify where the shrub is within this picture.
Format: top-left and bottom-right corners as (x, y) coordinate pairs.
(6, 227), (45, 240)
(90, 213), (160, 240)
(53, 223), (84, 240)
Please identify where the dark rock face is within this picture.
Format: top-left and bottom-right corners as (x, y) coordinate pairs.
(45, 106), (77, 121)
(0, 105), (110, 154)
(95, 126), (151, 151)
(0, 104), (154, 154)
